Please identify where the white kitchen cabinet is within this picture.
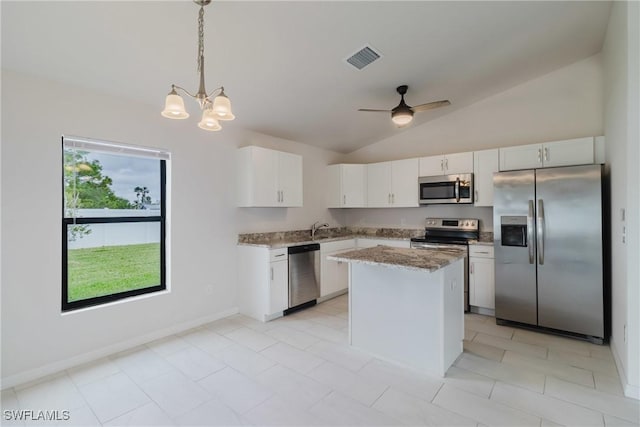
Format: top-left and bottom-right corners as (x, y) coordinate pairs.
(469, 245), (495, 311)
(366, 159), (419, 207)
(237, 246), (289, 322)
(419, 152), (473, 176)
(320, 239), (356, 299)
(356, 238), (410, 249)
(327, 164), (367, 208)
(473, 149), (499, 207)
(499, 137), (595, 171)
(237, 146), (303, 207)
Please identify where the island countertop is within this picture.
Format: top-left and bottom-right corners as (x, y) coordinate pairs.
(327, 245), (466, 273)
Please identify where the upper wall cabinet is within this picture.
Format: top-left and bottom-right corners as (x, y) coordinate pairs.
(499, 137), (597, 171)
(237, 146), (303, 207)
(419, 152), (473, 176)
(473, 149), (499, 207)
(327, 164), (367, 208)
(367, 158), (419, 208)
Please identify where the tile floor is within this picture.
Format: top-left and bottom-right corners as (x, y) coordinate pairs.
(2, 294), (639, 426)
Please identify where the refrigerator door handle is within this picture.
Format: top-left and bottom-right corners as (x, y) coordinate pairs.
(537, 199), (545, 265)
(455, 177), (460, 202)
(528, 200), (535, 264)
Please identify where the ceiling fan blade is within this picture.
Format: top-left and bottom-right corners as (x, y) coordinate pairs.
(358, 108), (392, 113)
(411, 100), (451, 112)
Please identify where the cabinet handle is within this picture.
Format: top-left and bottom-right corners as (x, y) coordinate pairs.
(440, 159), (444, 171)
(544, 147), (549, 162)
(537, 148), (542, 164)
(274, 254), (285, 257)
(392, 193), (395, 204)
(343, 195), (346, 205)
(475, 190), (478, 202)
(270, 267), (274, 281)
(470, 263), (474, 274)
(388, 193), (391, 204)
(445, 158), (449, 170)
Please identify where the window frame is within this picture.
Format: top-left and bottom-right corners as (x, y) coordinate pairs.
(61, 137), (168, 312)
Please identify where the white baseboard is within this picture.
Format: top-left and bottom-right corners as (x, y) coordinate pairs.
(1, 307), (239, 390)
(610, 337), (640, 400)
(469, 306), (495, 317)
(317, 289), (347, 303)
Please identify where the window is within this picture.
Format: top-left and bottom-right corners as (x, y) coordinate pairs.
(62, 136), (169, 311)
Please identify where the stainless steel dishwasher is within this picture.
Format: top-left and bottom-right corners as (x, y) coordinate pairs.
(285, 243), (320, 314)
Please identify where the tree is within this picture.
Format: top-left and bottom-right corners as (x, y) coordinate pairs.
(64, 150), (133, 210)
(133, 186), (151, 209)
(64, 150), (133, 240)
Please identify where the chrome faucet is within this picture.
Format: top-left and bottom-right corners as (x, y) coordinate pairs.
(311, 222), (330, 240)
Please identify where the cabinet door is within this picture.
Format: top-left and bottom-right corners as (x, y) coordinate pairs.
(419, 155), (445, 176)
(269, 260), (288, 314)
(543, 137), (594, 168)
(444, 152), (474, 174)
(321, 250), (352, 296)
(326, 164), (342, 208)
(240, 146), (279, 206)
(367, 162), (391, 207)
(470, 257), (495, 309)
(499, 143), (543, 171)
(342, 164), (367, 207)
(473, 149), (499, 207)
(391, 158), (419, 207)
(278, 151), (303, 207)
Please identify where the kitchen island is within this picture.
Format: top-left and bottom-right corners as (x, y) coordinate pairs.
(328, 245), (466, 377)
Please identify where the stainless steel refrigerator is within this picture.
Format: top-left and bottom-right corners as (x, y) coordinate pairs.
(493, 164), (604, 343)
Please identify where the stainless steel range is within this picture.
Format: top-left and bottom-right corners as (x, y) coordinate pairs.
(410, 218), (479, 312)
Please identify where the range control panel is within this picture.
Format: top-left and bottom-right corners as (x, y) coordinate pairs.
(425, 218), (479, 231)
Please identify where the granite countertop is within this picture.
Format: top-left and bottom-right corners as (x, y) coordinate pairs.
(238, 227), (424, 248)
(327, 245), (466, 273)
(470, 231), (494, 246)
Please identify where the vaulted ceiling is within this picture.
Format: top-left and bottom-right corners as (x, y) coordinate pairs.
(1, 1), (611, 153)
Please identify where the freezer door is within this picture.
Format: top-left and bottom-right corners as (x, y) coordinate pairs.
(536, 165), (604, 338)
(493, 170), (538, 325)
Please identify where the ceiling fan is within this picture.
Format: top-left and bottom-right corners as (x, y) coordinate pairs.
(358, 85), (450, 127)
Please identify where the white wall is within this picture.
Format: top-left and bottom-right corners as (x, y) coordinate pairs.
(342, 54), (603, 231)
(0, 70), (345, 386)
(603, 0), (640, 399)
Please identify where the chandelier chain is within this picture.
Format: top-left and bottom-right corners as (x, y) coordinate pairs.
(197, 5), (204, 73)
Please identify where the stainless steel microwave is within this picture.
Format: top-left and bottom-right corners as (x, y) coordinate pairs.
(418, 173), (474, 204)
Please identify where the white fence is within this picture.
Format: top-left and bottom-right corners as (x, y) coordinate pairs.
(67, 209), (161, 250)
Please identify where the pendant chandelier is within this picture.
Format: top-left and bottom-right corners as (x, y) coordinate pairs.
(161, 0), (234, 131)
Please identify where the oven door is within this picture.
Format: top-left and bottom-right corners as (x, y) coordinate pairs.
(410, 241), (470, 312)
(419, 174), (473, 204)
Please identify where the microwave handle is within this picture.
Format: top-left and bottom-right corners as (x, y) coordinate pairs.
(454, 177), (460, 202)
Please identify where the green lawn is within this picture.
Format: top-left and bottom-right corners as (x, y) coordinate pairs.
(67, 243), (161, 302)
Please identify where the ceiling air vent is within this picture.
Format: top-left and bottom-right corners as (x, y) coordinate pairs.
(345, 45), (381, 70)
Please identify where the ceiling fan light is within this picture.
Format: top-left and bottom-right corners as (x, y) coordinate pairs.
(198, 108), (222, 131)
(161, 90), (189, 119)
(391, 109), (413, 126)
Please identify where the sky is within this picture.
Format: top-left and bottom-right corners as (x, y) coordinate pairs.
(87, 152), (161, 204)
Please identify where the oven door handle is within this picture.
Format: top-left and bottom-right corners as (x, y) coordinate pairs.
(454, 177), (460, 202)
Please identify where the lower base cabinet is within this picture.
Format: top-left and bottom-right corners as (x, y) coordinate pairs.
(320, 239), (356, 298)
(469, 245), (495, 310)
(237, 246), (288, 322)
